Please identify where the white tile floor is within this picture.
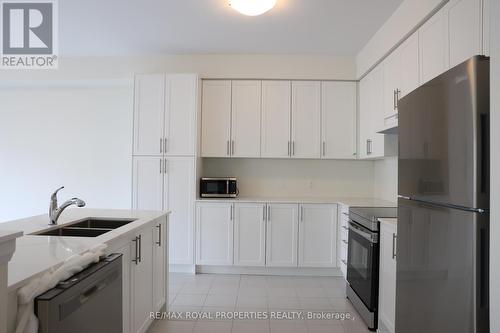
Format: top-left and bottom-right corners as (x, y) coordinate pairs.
(147, 273), (371, 333)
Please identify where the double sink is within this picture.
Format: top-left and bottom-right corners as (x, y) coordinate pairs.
(32, 218), (137, 238)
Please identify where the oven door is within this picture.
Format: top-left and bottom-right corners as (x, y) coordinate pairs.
(347, 221), (379, 311)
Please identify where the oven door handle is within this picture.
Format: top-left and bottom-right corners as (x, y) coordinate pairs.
(348, 222), (378, 243)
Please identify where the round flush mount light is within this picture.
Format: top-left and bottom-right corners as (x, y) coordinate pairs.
(229, 0), (277, 16)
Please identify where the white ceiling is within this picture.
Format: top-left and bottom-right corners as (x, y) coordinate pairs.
(59, 0), (403, 56)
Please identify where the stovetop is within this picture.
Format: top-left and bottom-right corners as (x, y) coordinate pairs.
(349, 207), (397, 231)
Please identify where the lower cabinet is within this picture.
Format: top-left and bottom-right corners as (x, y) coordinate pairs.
(233, 203), (266, 266)
(298, 204), (338, 267)
(265, 203), (299, 267)
(113, 220), (167, 333)
(379, 221), (397, 333)
(338, 204), (350, 280)
(195, 202), (234, 265)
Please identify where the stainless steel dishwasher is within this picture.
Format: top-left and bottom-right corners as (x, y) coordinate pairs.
(35, 253), (123, 333)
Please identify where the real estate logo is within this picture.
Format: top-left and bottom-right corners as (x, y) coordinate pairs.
(1, 0), (58, 69)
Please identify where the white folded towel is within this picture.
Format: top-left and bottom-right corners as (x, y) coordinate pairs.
(15, 243), (108, 333)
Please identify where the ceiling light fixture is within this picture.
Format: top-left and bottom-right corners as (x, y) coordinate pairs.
(229, 0), (277, 16)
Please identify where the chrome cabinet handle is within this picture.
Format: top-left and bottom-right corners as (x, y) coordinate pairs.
(342, 226), (349, 230)
(230, 205), (233, 221)
(263, 205), (266, 221)
(393, 90), (397, 110)
(231, 140), (235, 155)
(267, 206), (271, 221)
(138, 235), (142, 263)
(342, 240), (348, 245)
(392, 233), (397, 259)
(342, 212), (349, 216)
(227, 141), (230, 156)
(322, 142), (326, 157)
(341, 259), (347, 265)
(288, 141), (291, 156)
(159, 159), (162, 174)
(396, 89), (401, 109)
(160, 138), (163, 153)
(367, 139), (372, 155)
(292, 141), (295, 156)
(132, 236), (139, 265)
(164, 138), (168, 153)
(163, 159), (167, 174)
(156, 224), (162, 246)
(300, 206), (304, 222)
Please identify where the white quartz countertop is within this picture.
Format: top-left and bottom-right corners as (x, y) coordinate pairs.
(0, 208), (169, 291)
(0, 230), (23, 244)
(196, 196), (396, 207)
(379, 217), (398, 227)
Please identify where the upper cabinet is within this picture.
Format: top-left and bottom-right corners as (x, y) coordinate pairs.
(447, 0), (483, 68)
(134, 73), (198, 157)
(261, 80), (292, 158)
(133, 74), (165, 156)
(231, 81), (262, 158)
(382, 31), (419, 130)
(202, 79), (357, 160)
(291, 81), (321, 159)
(419, 5), (449, 85)
(201, 80), (232, 157)
(321, 82), (357, 159)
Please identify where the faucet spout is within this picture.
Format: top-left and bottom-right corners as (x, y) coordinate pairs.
(48, 187), (86, 225)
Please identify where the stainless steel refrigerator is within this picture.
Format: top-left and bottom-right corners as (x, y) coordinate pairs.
(396, 56), (489, 333)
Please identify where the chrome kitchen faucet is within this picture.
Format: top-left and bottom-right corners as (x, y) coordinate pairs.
(49, 186), (86, 225)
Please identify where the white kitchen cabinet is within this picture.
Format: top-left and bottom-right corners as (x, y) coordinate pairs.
(448, 0), (483, 68)
(132, 227), (155, 333)
(164, 74), (197, 156)
(132, 157), (163, 211)
(321, 82), (357, 159)
(196, 202), (234, 265)
(338, 204), (349, 280)
(261, 81), (292, 158)
(382, 31), (419, 130)
(379, 221), (397, 333)
(133, 74), (165, 156)
(153, 218), (167, 312)
(298, 204), (338, 267)
(201, 80), (232, 157)
(164, 157), (195, 265)
(231, 81), (262, 158)
(266, 203), (298, 267)
(358, 65), (386, 159)
(419, 5), (449, 84)
(233, 203), (266, 266)
(291, 81), (321, 158)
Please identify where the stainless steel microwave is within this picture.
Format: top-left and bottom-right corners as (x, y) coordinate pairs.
(200, 178), (238, 198)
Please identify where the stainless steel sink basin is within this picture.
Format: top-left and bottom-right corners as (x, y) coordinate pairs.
(31, 218), (137, 237)
(34, 227), (111, 237)
(69, 218), (136, 229)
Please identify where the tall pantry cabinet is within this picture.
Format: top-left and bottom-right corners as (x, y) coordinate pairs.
(132, 73), (198, 267)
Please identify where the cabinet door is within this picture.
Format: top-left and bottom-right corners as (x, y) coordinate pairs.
(448, 0), (482, 68)
(368, 65), (386, 158)
(419, 5), (449, 84)
(291, 81), (321, 158)
(383, 49), (401, 122)
(399, 31), (420, 98)
(231, 80), (262, 158)
(132, 157), (163, 211)
(266, 203), (298, 267)
(132, 228), (155, 333)
(358, 78), (370, 159)
(133, 74), (165, 156)
(201, 80), (231, 157)
(164, 157), (195, 265)
(261, 81), (291, 158)
(164, 74), (197, 156)
(379, 223), (397, 333)
(196, 202), (234, 265)
(234, 203), (266, 267)
(153, 218), (167, 312)
(321, 82), (357, 159)
(298, 204), (338, 267)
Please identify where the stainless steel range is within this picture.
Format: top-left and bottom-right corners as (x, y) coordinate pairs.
(346, 207), (397, 331)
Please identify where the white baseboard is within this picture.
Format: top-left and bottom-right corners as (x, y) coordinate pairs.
(195, 265), (342, 277)
(169, 264), (196, 274)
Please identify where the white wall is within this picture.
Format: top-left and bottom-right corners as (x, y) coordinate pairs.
(489, 0), (499, 330)
(0, 86), (133, 222)
(373, 157), (398, 202)
(356, 0), (446, 77)
(202, 158), (375, 198)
